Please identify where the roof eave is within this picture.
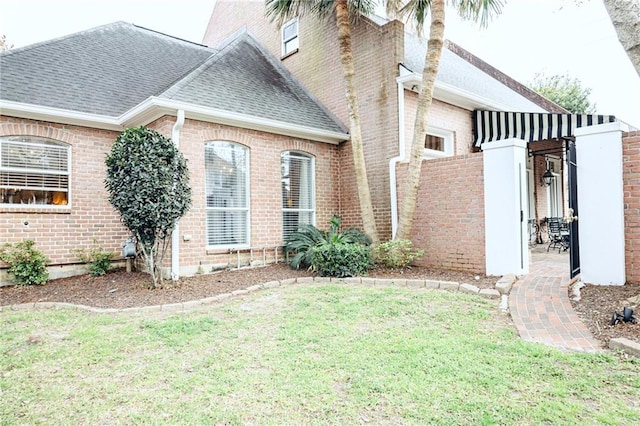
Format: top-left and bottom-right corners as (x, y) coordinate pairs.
(1, 98), (350, 144)
(0, 100), (125, 131)
(397, 72), (547, 113)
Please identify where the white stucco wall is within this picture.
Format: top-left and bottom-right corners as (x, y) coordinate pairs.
(575, 122), (628, 285)
(482, 138), (529, 276)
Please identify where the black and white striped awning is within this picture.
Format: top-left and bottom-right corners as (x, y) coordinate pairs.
(473, 110), (617, 147)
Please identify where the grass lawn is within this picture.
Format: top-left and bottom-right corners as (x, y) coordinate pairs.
(1, 283), (639, 425)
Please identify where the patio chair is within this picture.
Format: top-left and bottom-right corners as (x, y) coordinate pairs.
(547, 217), (569, 252)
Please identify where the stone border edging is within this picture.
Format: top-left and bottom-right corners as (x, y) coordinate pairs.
(0, 275), (503, 315)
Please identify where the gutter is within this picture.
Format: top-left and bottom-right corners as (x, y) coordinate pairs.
(0, 97), (349, 144)
(170, 110), (185, 281)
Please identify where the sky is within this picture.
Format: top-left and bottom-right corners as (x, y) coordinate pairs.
(1, 0), (639, 127)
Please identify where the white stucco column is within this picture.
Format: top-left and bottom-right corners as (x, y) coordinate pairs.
(482, 138), (529, 276)
(575, 121), (628, 285)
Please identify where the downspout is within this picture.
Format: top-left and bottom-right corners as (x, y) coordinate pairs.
(171, 109), (185, 281)
(389, 78), (406, 238)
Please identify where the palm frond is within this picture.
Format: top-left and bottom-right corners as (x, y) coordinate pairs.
(454, 0), (503, 28)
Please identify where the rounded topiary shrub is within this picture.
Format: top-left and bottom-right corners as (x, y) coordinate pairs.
(311, 242), (371, 278)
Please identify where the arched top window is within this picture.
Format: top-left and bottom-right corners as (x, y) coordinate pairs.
(0, 136), (70, 207)
(281, 151), (315, 242)
(204, 141), (250, 248)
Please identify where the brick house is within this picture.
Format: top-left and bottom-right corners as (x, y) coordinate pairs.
(1, 5), (632, 284)
(202, 1), (621, 280)
(0, 22), (349, 283)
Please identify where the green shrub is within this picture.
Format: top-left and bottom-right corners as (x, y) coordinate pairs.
(74, 242), (116, 276)
(311, 242), (371, 277)
(0, 240), (50, 286)
(373, 239), (424, 269)
(285, 216), (371, 270)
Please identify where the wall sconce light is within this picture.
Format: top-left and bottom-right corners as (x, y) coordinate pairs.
(542, 168), (554, 186)
(541, 156), (554, 187)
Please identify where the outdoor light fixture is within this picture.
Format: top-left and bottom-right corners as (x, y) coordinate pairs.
(542, 156), (555, 187)
(542, 168), (554, 186)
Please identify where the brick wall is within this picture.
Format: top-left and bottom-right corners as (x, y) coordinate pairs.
(623, 130), (640, 283)
(396, 153), (486, 273)
(0, 118), (128, 281)
(0, 116), (340, 281)
(203, 0), (404, 240)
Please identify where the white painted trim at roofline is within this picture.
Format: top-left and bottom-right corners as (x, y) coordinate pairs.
(396, 72), (546, 113)
(0, 98), (349, 144)
(0, 100), (124, 130)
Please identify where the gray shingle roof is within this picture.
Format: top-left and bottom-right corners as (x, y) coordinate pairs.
(0, 22), (346, 135)
(0, 22), (214, 116)
(404, 33), (547, 112)
(160, 31), (347, 134)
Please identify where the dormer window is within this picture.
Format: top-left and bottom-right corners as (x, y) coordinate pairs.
(282, 18), (299, 57)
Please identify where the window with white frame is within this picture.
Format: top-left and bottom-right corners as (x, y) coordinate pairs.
(281, 151), (315, 242)
(205, 142), (250, 248)
(0, 136), (70, 206)
(423, 127), (454, 159)
(281, 17), (299, 57)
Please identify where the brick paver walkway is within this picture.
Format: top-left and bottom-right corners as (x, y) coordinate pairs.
(509, 250), (601, 352)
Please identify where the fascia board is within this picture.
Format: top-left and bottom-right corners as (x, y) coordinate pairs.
(1, 98), (350, 144)
(396, 72), (547, 113)
(0, 100), (124, 131)
(121, 97), (349, 144)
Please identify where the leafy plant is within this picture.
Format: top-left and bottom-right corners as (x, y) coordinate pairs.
(105, 126), (192, 288)
(373, 239), (424, 269)
(0, 240), (50, 286)
(74, 241), (115, 276)
(311, 242), (370, 277)
(285, 216), (371, 270)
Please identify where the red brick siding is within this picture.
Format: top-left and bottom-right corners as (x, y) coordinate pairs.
(396, 153), (485, 273)
(0, 116), (340, 277)
(0, 118), (128, 269)
(623, 130), (640, 283)
(203, 2), (404, 240)
(403, 91), (474, 155)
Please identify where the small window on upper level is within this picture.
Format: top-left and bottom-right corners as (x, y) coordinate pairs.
(423, 127), (454, 159)
(281, 18), (299, 57)
(0, 136), (70, 207)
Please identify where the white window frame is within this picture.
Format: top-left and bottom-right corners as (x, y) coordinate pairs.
(204, 141), (250, 249)
(281, 17), (299, 57)
(281, 151), (315, 242)
(423, 126), (454, 159)
(0, 136), (71, 208)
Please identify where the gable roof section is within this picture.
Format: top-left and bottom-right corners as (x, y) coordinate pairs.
(403, 33), (563, 113)
(0, 22), (347, 143)
(159, 30), (347, 135)
(0, 22), (214, 116)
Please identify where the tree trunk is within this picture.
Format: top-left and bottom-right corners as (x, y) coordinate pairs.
(334, 0), (379, 244)
(603, 0), (640, 77)
(396, 0), (445, 240)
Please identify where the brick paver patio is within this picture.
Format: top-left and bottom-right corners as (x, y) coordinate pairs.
(509, 249), (601, 352)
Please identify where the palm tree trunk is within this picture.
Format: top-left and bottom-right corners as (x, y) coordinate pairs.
(334, 0), (379, 244)
(603, 0), (640, 78)
(396, 0), (445, 240)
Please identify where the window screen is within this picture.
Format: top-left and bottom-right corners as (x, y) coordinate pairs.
(205, 142), (249, 247)
(281, 152), (314, 242)
(0, 136), (70, 206)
